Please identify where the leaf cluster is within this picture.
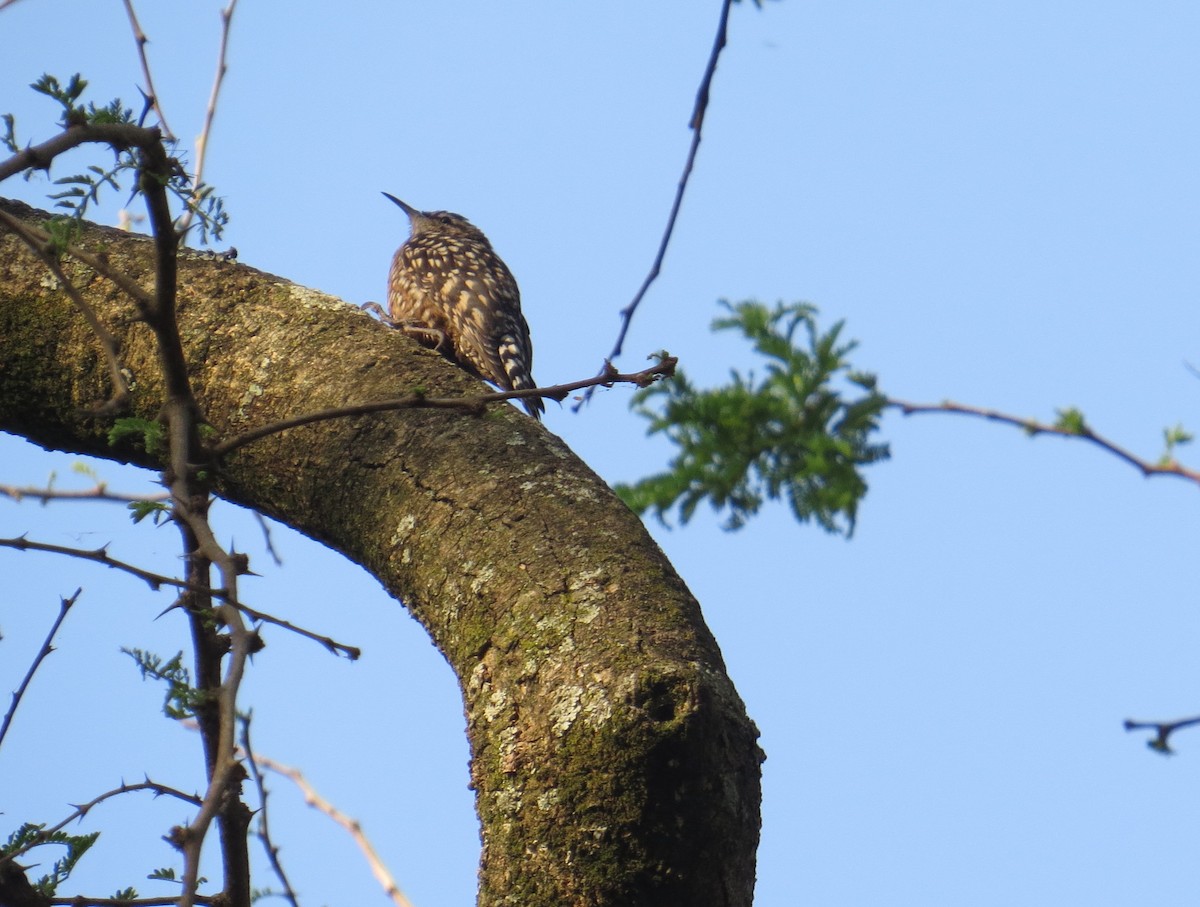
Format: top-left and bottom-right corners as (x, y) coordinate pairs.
(616, 300), (889, 535)
(4, 73), (229, 244)
(122, 648), (205, 720)
(1, 823), (99, 897)
(1160, 423), (1193, 466)
(109, 416), (167, 457)
(31, 73), (133, 130)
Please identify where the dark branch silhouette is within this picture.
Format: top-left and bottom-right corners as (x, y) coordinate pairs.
(211, 357), (676, 459)
(0, 589), (79, 750)
(889, 398), (1200, 486)
(581, 0), (734, 407)
(1124, 715), (1200, 755)
(0, 536), (360, 658)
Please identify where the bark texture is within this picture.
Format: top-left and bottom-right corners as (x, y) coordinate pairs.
(0, 198), (763, 906)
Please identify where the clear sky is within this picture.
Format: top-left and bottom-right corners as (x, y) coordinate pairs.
(3, 2), (1200, 905)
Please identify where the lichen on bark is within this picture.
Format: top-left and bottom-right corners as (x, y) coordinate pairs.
(0, 197), (763, 907)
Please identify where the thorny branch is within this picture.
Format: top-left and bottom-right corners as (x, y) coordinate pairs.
(239, 716), (300, 907)
(0, 121), (164, 184)
(0, 534), (213, 594)
(0, 207), (157, 315)
(888, 398), (1200, 487)
(0, 535), (360, 659)
(212, 356), (677, 458)
(0, 779), (202, 869)
(582, 0), (735, 407)
(0, 589), (79, 751)
(177, 0), (238, 239)
(0, 80), (251, 904)
(122, 0), (175, 140)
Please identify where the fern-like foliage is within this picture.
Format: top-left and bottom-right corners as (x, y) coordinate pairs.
(616, 300), (889, 535)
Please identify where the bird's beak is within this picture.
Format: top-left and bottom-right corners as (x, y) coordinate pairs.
(382, 192), (417, 219)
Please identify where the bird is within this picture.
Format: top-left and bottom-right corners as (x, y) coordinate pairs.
(381, 192), (543, 419)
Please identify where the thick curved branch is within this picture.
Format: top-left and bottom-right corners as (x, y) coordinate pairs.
(0, 197), (762, 907)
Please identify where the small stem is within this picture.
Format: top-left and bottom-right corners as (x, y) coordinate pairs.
(0, 589), (79, 750)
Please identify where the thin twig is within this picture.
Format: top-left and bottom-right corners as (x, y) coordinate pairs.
(1124, 715), (1200, 755)
(43, 898), (214, 907)
(178, 0), (238, 238)
(888, 398), (1200, 486)
(580, 0), (735, 408)
(254, 755), (417, 907)
(0, 535), (360, 658)
(0, 127), (160, 319)
(0, 779), (202, 868)
(0, 589), (79, 751)
(235, 601), (360, 660)
(239, 715), (300, 907)
(171, 501), (253, 907)
(212, 356), (676, 459)
(0, 481), (166, 505)
(253, 512), (284, 567)
(122, 0), (176, 140)
(64, 238), (157, 315)
(0, 534), (209, 595)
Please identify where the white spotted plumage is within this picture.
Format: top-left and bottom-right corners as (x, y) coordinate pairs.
(384, 193), (543, 419)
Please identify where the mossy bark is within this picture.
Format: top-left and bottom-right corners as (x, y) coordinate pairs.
(0, 197), (763, 907)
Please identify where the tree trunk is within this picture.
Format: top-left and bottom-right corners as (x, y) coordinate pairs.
(0, 197), (763, 907)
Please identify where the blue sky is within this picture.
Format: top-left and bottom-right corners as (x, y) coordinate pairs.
(3, 2), (1200, 905)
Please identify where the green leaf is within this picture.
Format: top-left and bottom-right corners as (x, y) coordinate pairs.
(42, 215), (81, 255)
(2, 823), (99, 896)
(128, 499), (170, 526)
(1053, 407), (1089, 435)
(122, 648), (205, 720)
(108, 417), (166, 456)
(1, 112), (16, 153)
(618, 300), (889, 535)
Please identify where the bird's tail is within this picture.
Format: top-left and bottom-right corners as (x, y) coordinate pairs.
(498, 334), (544, 419)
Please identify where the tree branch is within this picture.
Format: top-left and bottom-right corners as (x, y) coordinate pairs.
(0, 589), (78, 751)
(251, 753), (415, 907)
(211, 357), (676, 458)
(177, 0), (238, 239)
(0, 535), (359, 658)
(888, 398), (1200, 486)
(0, 779), (202, 870)
(0, 196), (763, 907)
(122, 0), (176, 140)
(0, 482), (165, 505)
(584, 0), (734, 407)
(238, 715), (299, 907)
(1124, 715), (1200, 755)
(0, 207), (130, 413)
(0, 122), (163, 183)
